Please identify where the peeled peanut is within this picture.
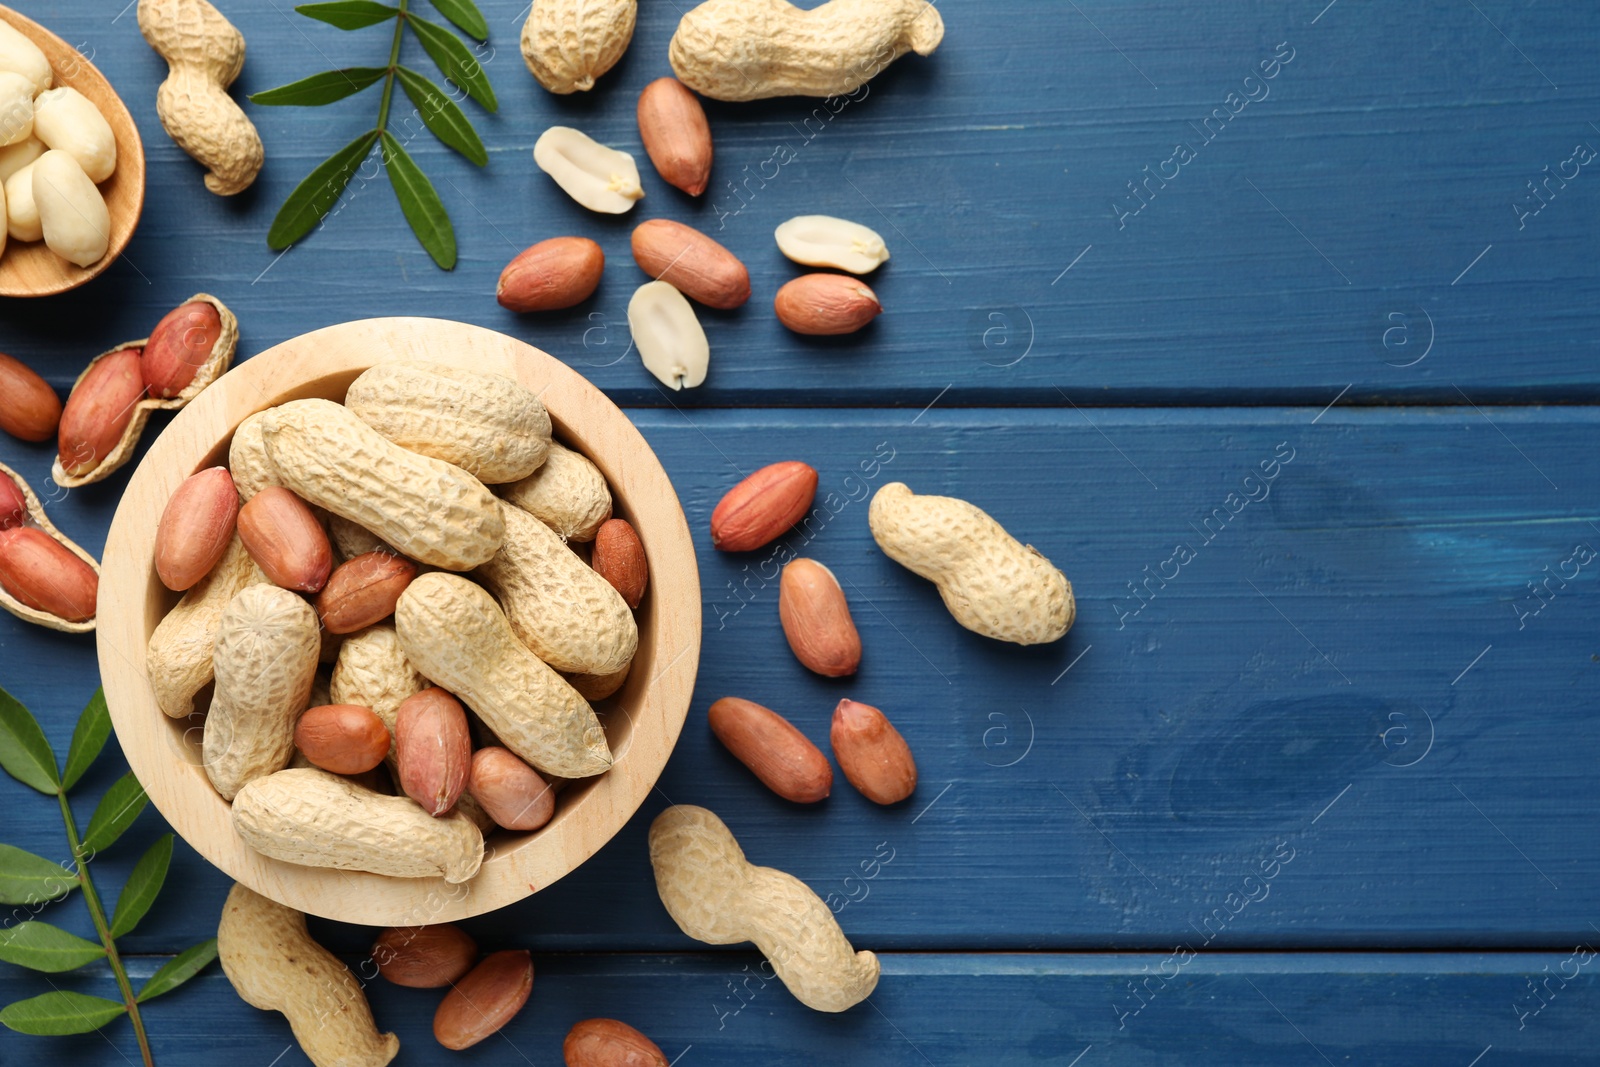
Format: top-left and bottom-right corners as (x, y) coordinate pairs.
(0, 72), (34, 147)
(33, 87), (116, 182)
(237, 486), (334, 593)
(4, 159), (37, 241)
(373, 924), (477, 989)
(154, 466), (239, 591)
(57, 348), (143, 477)
(294, 704), (391, 775)
(315, 551), (417, 634)
(0, 20), (51, 96)
(394, 688), (472, 817)
(534, 126), (643, 214)
(592, 517), (647, 609)
(434, 950), (534, 1050)
(830, 699), (916, 805)
(0, 136), (42, 183)
(0, 527), (98, 622)
(33, 150), (109, 267)
(628, 280), (708, 390)
(143, 300), (224, 399)
(775, 215), (889, 274)
(468, 747), (554, 831)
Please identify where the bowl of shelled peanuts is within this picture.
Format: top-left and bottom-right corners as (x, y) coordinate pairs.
(96, 317), (701, 925)
(0, 5), (144, 296)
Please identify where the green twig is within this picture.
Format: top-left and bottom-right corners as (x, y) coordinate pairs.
(57, 792), (151, 1067)
(376, 0), (409, 136)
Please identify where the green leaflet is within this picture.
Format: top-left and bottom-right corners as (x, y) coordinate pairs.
(425, 0), (488, 41)
(395, 67), (487, 165)
(0, 685), (58, 795)
(381, 131), (457, 269)
(0, 921), (105, 973)
(295, 1), (399, 30)
(60, 689), (109, 793)
(0, 991), (125, 1035)
(137, 939), (218, 1003)
(407, 13), (497, 112)
(0, 844), (76, 907)
(80, 773), (148, 856)
(109, 835), (172, 940)
(267, 130), (381, 251)
(251, 67), (388, 107)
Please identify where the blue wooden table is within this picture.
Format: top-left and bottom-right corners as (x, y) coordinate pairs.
(3, 1), (1599, 1063)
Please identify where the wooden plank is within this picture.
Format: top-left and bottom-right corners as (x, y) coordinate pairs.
(0, 3), (1596, 404)
(3, 407), (1597, 953)
(0, 952), (1592, 1066)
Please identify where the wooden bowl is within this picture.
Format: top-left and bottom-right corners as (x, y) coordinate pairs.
(0, 4), (144, 297)
(97, 319), (701, 925)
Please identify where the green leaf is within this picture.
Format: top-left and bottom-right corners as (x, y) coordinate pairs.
(137, 938), (218, 1003)
(109, 835), (171, 939)
(395, 67), (487, 166)
(0, 844), (76, 906)
(406, 13), (497, 112)
(295, 0), (399, 30)
(250, 67), (388, 107)
(0, 686), (58, 795)
(267, 130), (380, 251)
(81, 773), (147, 856)
(0, 922), (105, 972)
(424, 0), (487, 41)
(380, 131), (457, 269)
(0, 991), (125, 1035)
(61, 688), (109, 793)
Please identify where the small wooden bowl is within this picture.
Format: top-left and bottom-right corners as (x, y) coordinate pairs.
(0, 4), (144, 297)
(97, 319), (702, 925)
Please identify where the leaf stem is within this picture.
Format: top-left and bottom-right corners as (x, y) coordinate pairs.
(375, 0), (410, 137)
(57, 792), (152, 1067)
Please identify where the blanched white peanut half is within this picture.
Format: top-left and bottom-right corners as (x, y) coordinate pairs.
(5, 159), (39, 242)
(775, 215), (890, 274)
(217, 884), (399, 1067)
(499, 440), (612, 542)
(0, 20), (51, 97)
(0, 72), (34, 148)
(395, 572), (613, 779)
(0, 135), (42, 182)
(233, 768), (484, 883)
(33, 150), (109, 267)
(533, 126), (644, 214)
(628, 280), (708, 390)
(33, 87), (116, 182)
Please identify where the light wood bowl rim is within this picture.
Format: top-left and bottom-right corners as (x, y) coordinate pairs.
(96, 318), (701, 925)
(0, 3), (145, 298)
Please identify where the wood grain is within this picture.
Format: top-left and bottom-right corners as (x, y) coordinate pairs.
(0, 4), (143, 297)
(94, 319), (700, 925)
(0, 952), (1591, 1065)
